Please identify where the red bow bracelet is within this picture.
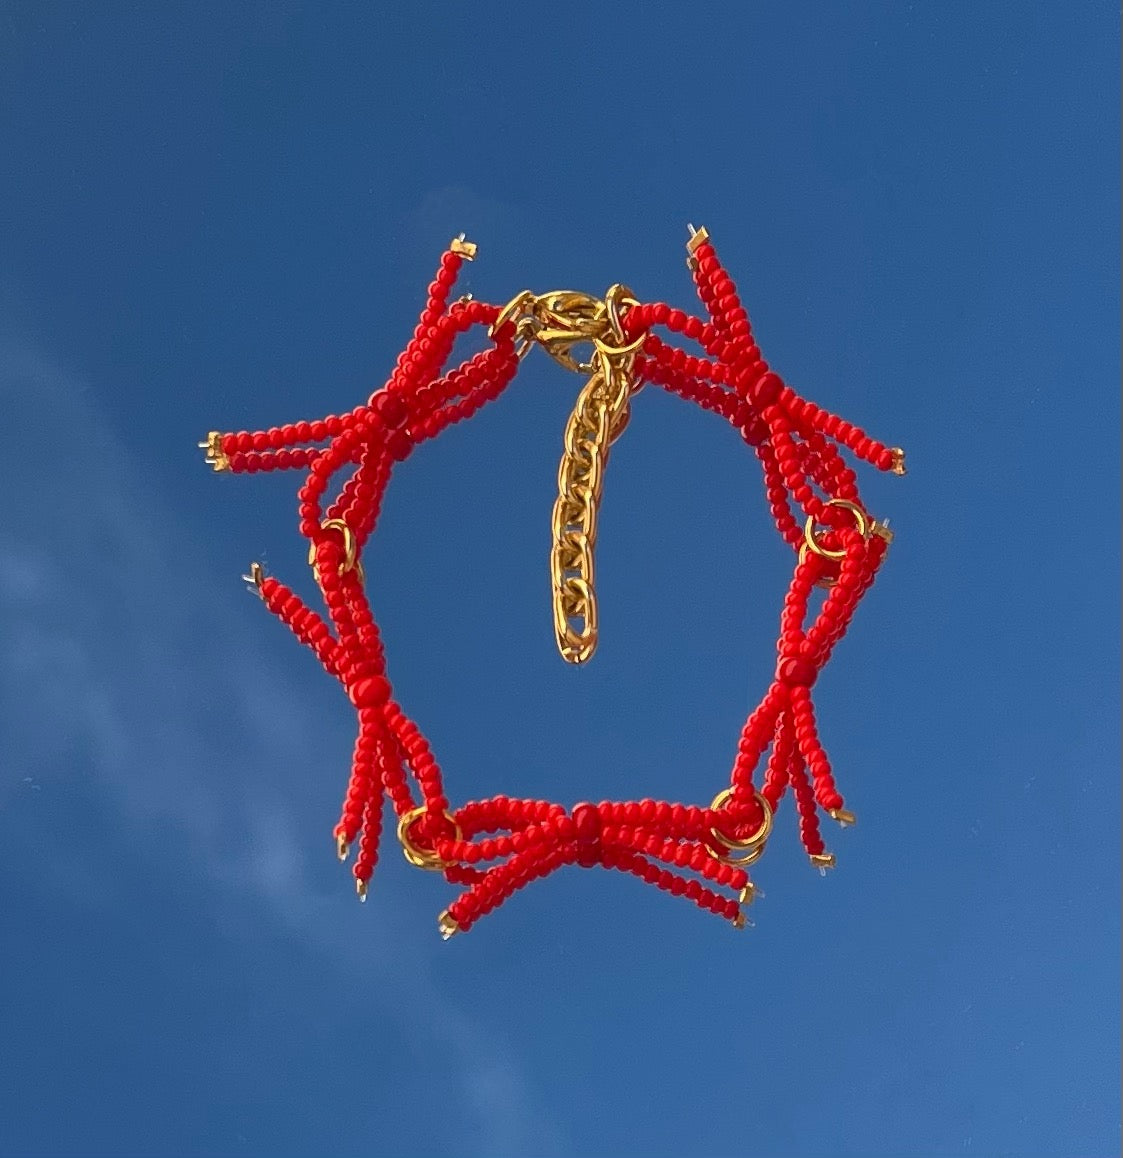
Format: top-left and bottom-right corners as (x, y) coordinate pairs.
(199, 227), (905, 938)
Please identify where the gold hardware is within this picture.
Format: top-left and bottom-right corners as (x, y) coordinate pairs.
(438, 909), (462, 940)
(685, 223), (710, 270)
(810, 852), (837, 871)
(870, 519), (894, 545)
(732, 911), (748, 930)
(355, 878), (368, 901)
(397, 804), (462, 871)
(198, 431), (229, 472)
(308, 518), (365, 585)
(450, 234), (477, 260)
(709, 788), (774, 849)
(828, 808), (857, 827)
(716, 841), (768, 867)
(803, 498), (870, 561)
(242, 561), (265, 597)
(490, 285), (642, 664)
(707, 789), (773, 866)
(488, 289), (536, 343)
(891, 448), (907, 476)
(336, 832), (350, 861)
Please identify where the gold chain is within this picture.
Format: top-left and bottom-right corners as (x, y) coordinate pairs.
(491, 285), (642, 664)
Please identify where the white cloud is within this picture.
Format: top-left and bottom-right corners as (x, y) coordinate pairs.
(0, 330), (559, 1157)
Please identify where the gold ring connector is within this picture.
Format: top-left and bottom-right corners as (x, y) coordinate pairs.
(803, 499), (870, 561)
(397, 805), (462, 871)
(707, 789), (773, 866)
(308, 518), (365, 584)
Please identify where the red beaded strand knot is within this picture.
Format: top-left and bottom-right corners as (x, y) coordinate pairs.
(199, 227), (905, 938)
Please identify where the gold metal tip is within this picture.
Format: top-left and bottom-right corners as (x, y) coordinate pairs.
(686, 224), (710, 253)
(891, 447), (907, 476)
(241, 561), (265, 596)
(437, 910), (461, 940)
(738, 882), (764, 906)
(336, 833), (350, 862)
(828, 808), (857, 827)
(733, 911), (748, 930)
(870, 520), (894, 545)
(457, 292), (474, 304)
(810, 852), (837, 871)
(355, 878), (368, 902)
(450, 235), (477, 260)
(198, 431), (230, 472)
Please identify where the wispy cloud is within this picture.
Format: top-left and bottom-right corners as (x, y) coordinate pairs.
(0, 327), (560, 1157)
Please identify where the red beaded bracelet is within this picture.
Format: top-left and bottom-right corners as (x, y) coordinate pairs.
(199, 227), (905, 938)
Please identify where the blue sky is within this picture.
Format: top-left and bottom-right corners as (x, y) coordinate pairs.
(1, 3), (1118, 1157)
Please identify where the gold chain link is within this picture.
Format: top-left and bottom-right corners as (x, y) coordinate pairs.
(491, 286), (642, 664)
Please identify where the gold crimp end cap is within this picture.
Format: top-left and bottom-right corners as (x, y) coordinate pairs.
(810, 852), (837, 870)
(450, 235), (477, 260)
(685, 223), (711, 271)
(336, 833), (350, 862)
(828, 808), (857, 827)
(870, 520), (894, 546)
(686, 223), (711, 254)
(437, 910), (461, 940)
(241, 562), (266, 598)
(891, 447), (907, 476)
(198, 431), (229, 472)
(355, 879), (368, 902)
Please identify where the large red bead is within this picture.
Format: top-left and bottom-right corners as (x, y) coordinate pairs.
(777, 656), (817, 687)
(348, 676), (391, 708)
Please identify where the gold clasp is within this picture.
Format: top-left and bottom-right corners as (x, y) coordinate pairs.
(492, 285), (643, 664)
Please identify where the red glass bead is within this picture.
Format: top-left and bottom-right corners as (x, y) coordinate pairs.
(386, 429), (413, 461)
(777, 656), (817, 687)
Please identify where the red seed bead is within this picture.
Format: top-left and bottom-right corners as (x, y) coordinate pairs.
(741, 416), (769, 446)
(386, 429), (413, 461)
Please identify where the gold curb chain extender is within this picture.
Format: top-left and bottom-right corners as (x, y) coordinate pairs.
(491, 285), (642, 664)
